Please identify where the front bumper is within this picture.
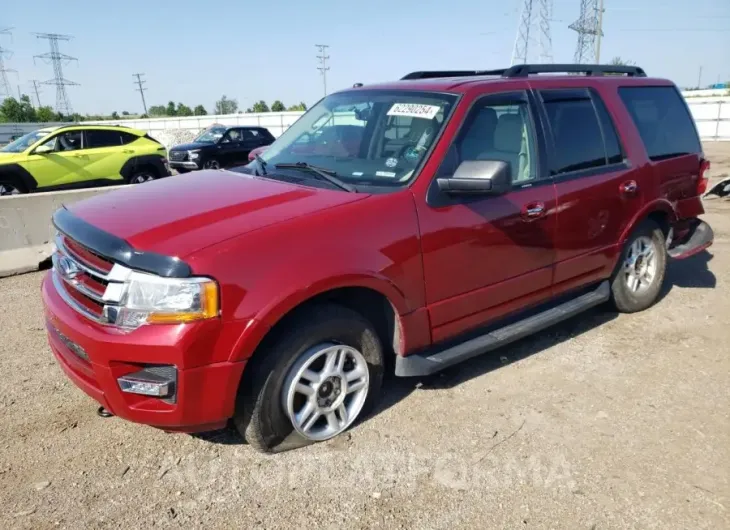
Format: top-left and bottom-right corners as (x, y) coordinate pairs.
(169, 160), (200, 170)
(42, 271), (248, 432)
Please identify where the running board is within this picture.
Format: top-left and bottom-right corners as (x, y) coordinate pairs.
(395, 281), (611, 377)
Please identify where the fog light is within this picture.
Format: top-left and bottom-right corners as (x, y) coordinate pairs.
(118, 366), (176, 398)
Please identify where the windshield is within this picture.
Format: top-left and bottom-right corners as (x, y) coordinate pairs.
(258, 90), (457, 189)
(194, 126), (227, 144)
(1, 129), (52, 153)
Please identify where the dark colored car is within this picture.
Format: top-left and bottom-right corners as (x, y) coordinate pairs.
(168, 125), (274, 172)
(43, 64), (713, 453)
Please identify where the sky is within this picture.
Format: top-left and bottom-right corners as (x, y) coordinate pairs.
(2, 0), (729, 115)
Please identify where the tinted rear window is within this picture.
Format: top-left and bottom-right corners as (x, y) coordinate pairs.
(85, 130), (138, 148)
(618, 86), (701, 161)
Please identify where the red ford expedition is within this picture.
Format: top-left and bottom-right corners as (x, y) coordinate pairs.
(42, 64), (714, 452)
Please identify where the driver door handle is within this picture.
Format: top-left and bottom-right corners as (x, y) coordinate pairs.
(521, 201), (546, 220)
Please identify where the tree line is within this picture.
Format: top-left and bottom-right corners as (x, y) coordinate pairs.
(0, 93), (309, 124)
(148, 96), (308, 117)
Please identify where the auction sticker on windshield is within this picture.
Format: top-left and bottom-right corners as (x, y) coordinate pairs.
(387, 103), (441, 120)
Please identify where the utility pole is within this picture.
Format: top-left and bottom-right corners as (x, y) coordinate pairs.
(34, 33), (79, 115)
(133, 73), (148, 115)
(697, 65), (703, 89)
(0, 27), (16, 100)
(315, 44), (330, 96)
(31, 80), (42, 107)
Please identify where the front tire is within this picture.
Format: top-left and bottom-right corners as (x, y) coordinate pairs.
(611, 220), (667, 313)
(234, 305), (384, 453)
(203, 159), (220, 170)
(0, 179), (27, 195)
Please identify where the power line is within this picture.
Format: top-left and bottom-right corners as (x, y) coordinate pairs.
(0, 27), (16, 101)
(33, 32), (78, 115)
(133, 73), (148, 116)
(315, 44), (330, 96)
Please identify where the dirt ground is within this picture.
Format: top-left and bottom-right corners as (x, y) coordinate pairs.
(1, 144), (729, 529)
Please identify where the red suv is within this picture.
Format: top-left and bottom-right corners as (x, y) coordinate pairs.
(42, 64), (713, 452)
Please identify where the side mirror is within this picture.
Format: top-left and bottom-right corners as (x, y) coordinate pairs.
(34, 145), (53, 155)
(436, 160), (511, 195)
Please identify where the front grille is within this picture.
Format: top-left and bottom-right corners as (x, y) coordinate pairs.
(52, 234), (125, 324)
(169, 151), (187, 162)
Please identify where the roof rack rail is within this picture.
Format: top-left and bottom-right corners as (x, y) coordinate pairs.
(401, 69), (506, 80)
(502, 64), (647, 78)
(401, 64), (646, 81)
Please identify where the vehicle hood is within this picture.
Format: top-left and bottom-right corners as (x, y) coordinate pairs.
(169, 141), (212, 151)
(66, 170), (368, 260)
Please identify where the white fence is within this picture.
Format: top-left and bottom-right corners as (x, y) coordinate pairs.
(686, 98), (729, 141)
(2, 95), (729, 146)
(0, 111), (306, 146)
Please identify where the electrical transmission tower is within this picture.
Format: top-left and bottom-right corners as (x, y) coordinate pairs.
(315, 44), (330, 96)
(0, 27), (17, 100)
(34, 33), (78, 115)
(133, 73), (148, 115)
(30, 80), (42, 107)
(569, 0), (604, 63)
(511, 0), (553, 65)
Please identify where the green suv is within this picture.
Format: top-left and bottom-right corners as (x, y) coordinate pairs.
(0, 124), (170, 195)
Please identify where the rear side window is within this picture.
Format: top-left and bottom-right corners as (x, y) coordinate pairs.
(540, 89), (610, 174)
(257, 128), (275, 141)
(85, 130), (136, 148)
(618, 86), (701, 161)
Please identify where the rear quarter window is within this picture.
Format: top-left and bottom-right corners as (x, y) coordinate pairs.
(618, 86), (701, 161)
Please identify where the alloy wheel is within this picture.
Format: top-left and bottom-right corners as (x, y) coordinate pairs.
(0, 183), (21, 196)
(282, 343), (369, 441)
(623, 236), (658, 294)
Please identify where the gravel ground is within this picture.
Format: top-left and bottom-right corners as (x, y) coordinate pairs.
(1, 144), (729, 529)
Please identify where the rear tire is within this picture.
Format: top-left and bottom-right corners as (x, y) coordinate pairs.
(611, 220), (667, 313)
(128, 167), (159, 184)
(234, 304), (384, 453)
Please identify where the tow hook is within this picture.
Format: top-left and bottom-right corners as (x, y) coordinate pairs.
(97, 406), (114, 418)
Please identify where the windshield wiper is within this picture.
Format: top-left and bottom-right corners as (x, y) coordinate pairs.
(274, 162), (356, 193)
(254, 153), (268, 175)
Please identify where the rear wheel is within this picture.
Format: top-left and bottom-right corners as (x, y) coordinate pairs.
(611, 220), (667, 313)
(128, 168), (159, 184)
(234, 305), (384, 453)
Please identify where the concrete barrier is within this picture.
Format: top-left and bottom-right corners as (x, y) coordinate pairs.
(0, 186), (123, 277)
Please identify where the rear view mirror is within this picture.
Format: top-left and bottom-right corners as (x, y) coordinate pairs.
(437, 160), (511, 195)
(34, 145), (53, 155)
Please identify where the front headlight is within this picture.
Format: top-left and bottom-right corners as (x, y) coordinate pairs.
(110, 272), (219, 329)
(188, 150), (200, 160)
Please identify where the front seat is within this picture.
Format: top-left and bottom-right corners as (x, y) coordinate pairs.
(477, 113), (524, 180)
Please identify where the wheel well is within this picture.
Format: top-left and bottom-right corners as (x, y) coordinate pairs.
(243, 287), (401, 384)
(132, 163), (161, 177)
(647, 210), (670, 237)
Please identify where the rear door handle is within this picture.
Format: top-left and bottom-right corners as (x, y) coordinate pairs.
(521, 201), (546, 220)
(620, 180), (638, 195)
